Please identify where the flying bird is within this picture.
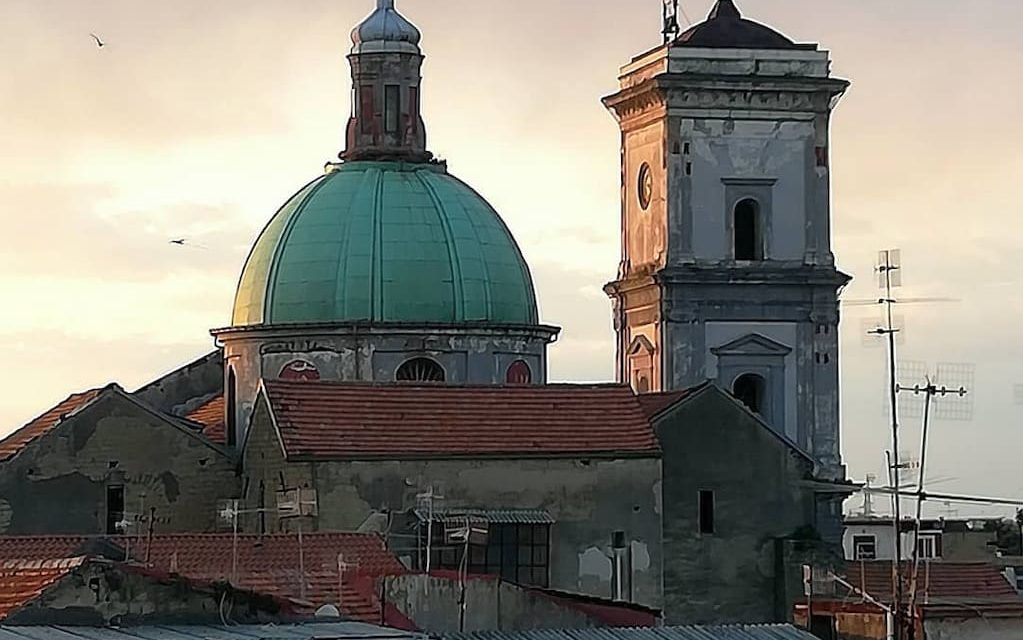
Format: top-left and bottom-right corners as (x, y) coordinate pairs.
(169, 238), (208, 249)
(90, 33), (105, 48)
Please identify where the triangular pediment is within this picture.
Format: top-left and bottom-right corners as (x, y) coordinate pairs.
(711, 332), (792, 357)
(628, 335), (656, 356)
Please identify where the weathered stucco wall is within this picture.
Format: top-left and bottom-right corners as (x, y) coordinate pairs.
(132, 350), (223, 416)
(241, 400), (662, 607)
(0, 393), (239, 534)
(925, 618), (1023, 640)
(656, 388), (818, 624)
(383, 574), (604, 633)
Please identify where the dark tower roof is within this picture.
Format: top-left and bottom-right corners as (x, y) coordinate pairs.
(675, 0), (816, 51)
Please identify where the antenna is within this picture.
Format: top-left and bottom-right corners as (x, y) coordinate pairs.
(862, 474), (877, 517)
(662, 0), (681, 43)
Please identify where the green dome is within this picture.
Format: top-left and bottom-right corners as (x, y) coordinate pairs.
(232, 161), (539, 327)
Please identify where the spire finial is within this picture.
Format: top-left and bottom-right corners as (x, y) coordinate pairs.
(708, 0), (741, 20)
(378, 0), (394, 8)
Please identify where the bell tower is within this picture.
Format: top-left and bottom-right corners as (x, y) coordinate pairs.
(603, 0), (850, 474)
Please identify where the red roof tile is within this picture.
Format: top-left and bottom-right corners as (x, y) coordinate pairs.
(0, 557), (85, 619)
(843, 561), (1018, 602)
(186, 395), (226, 444)
(0, 388), (106, 461)
(0, 533), (405, 623)
(262, 381), (660, 459)
(636, 385), (706, 420)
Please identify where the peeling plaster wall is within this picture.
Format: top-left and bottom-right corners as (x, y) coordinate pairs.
(132, 351), (224, 417)
(0, 395), (239, 535)
(221, 326), (554, 446)
(655, 388), (820, 624)
(6, 563), (288, 626)
(240, 405), (661, 607)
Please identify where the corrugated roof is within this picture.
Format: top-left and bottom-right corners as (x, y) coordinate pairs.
(412, 509), (555, 525)
(439, 625), (819, 640)
(0, 388), (106, 461)
(0, 621), (423, 640)
(185, 395), (226, 444)
(263, 381), (660, 459)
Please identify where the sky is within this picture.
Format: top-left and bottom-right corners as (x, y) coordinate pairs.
(1, 0), (1022, 518)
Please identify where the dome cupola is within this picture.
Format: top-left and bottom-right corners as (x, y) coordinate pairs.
(350, 0), (422, 54)
(675, 0), (816, 51)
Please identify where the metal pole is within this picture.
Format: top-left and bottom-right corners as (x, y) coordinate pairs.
(881, 255), (904, 640)
(231, 499), (239, 585)
(298, 508), (307, 601)
(907, 383), (935, 624)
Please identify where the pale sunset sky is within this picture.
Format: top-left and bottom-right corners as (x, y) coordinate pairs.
(2, 0), (1022, 515)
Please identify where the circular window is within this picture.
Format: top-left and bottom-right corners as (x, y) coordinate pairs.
(396, 357), (446, 383)
(637, 163), (653, 211)
(506, 360), (532, 385)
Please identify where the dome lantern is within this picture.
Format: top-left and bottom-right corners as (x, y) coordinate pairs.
(344, 0), (431, 163)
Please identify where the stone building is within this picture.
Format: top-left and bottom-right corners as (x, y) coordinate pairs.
(642, 383), (852, 624)
(602, 0), (850, 478)
(0, 384), (236, 535)
(240, 380), (664, 608)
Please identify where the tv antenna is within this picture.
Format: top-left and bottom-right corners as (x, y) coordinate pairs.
(662, 0), (681, 43)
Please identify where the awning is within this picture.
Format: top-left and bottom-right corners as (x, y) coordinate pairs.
(412, 508), (555, 525)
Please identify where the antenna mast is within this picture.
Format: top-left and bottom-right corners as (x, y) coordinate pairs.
(662, 0), (681, 44)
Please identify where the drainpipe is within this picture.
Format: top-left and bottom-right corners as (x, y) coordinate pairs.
(611, 531), (627, 601)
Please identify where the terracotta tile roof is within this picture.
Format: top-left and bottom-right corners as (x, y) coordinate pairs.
(0, 388), (106, 461)
(186, 395), (226, 444)
(0, 557), (85, 619)
(0, 533), (405, 623)
(843, 561), (1019, 602)
(263, 381), (660, 459)
(636, 384), (707, 420)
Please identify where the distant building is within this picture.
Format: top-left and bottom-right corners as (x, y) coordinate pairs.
(843, 517), (1001, 563)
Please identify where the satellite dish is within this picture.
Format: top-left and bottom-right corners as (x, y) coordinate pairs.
(315, 604), (341, 619)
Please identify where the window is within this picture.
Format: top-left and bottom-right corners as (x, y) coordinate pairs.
(226, 366), (237, 448)
(635, 375), (650, 394)
(384, 84), (400, 133)
(506, 360), (532, 385)
(396, 357), (446, 383)
(917, 532), (942, 559)
(733, 198), (763, 261)
(359, 85), (374, 134)
(853, 535), (877, 560)
(425, 523), (550, 587)
(698, 490), (715, 534)
(106, 485), (125, 535)
(733, 373), (766, 415)
(409, 86), (419, 133)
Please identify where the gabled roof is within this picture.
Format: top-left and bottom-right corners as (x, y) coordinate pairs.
(843, 561), (1018, 603)
(261, 381), (660, 460)
(0, 532), (406, 623)
(186, 395), (226, 444)
(0, 388), (107, 462)
(0, 557), (85, 619)
(0, 385), (231, 463)
(636, 383), (710, 421)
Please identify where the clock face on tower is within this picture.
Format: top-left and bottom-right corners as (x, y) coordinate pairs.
(638, 163), (652, 210)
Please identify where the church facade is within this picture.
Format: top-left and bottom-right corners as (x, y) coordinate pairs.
(0, 0), (856, 626)
(603, 0), (850, 477)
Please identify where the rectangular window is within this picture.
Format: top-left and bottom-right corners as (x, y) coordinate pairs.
(424, 522), (550, 587)
(698, 490), (715, 534)
(409, 86), (419, 134)
(917, 532), (942, 559)
(360, 85), (374, 134)
(384, 84), (400, 133)
(852, 534), (877, 560)
(106, 485), (125, 535)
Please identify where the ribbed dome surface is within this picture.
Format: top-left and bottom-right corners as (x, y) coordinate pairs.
(350, 0), (421, 53)
(232, 161), (539, 328)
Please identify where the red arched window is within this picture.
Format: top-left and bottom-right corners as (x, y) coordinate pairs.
(506, 360), (532, 385)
